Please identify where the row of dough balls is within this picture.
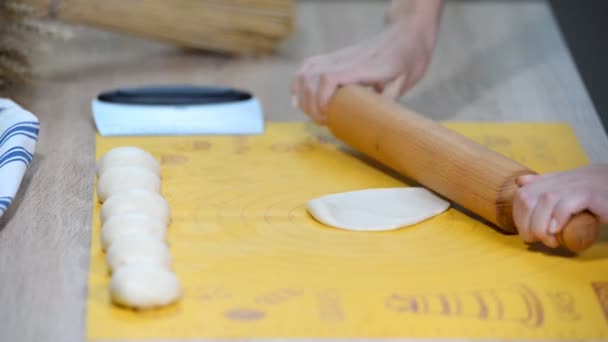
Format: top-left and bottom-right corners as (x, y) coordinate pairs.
(96, 146), (181, 310)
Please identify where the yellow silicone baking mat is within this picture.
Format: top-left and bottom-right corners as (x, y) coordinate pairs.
(88, 122), (608, 340)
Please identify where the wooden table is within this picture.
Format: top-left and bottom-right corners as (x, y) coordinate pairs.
(1, 1), (606, 341)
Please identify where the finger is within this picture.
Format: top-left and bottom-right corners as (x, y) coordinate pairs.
(589, 190), (608, 223)
(300, 61), (323, 121)
(292, 68), (302, 108)
(337, 65), (397, 88)
(317, 68), (374, 120)
(290, 95), (298, 109)
(547, 218), (559, 247)
(305, 75), (323, 124)
(293, 65), (307, 110)
(381, 75), (407, 100)
(373, 83), (384, 94)
(544, 234), (559, 249)
(513, 187), (537, 243)
(516, 174), (541, 187)
(529, 192), (560, 248)
(293, 57), (317, 96)
(296, 70), (315, 121)
(293, 56), (324, 113)
(317, 73), (341, 121)
(316, 67), (376, 113)
(552, 192), (592, 234)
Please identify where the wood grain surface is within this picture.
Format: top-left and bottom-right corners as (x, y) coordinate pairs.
(0, 1), (606, 342)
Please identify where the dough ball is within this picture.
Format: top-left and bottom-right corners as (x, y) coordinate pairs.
(307, 187), (450, 231)
(100, 189), (171, 225)
(101, 213), (167, 251)
(97, 146), (160, 178)
(97, 166), (161, 202)
(110, 264), (181, 309)
(106, 233), (171, 272)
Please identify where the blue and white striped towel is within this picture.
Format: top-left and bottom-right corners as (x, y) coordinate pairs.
(0, 99), (40, 218)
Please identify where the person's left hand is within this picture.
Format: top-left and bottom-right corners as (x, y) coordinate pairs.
(291, 19), (437, 125)
(513, 165), (608, 248)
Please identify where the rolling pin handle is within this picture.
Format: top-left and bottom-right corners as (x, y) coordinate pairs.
(512, 175), (600, 252)
(557, 211), (600, 252)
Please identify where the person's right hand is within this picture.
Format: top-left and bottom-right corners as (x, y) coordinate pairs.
(513, 165), (608, 248)
(291, 19), (438, 124)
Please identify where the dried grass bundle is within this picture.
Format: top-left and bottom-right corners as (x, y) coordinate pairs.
(0, 0), (67, 88)
(1, 0), (294, 87)
(23, 0), (295, 55)
(0, 1), (37, 87)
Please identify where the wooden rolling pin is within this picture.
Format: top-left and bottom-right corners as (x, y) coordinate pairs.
(325, 85), (599, 252)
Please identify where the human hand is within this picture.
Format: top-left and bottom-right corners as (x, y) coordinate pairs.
(292, 16), (439, 124)
(513, 165), (608, 248)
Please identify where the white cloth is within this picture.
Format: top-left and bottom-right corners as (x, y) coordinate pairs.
(0, 99), (40, 218)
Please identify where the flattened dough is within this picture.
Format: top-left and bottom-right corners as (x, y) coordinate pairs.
(307, 187), (450, 231)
